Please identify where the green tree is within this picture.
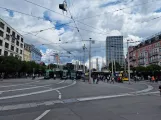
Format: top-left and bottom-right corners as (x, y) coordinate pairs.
(49, 64), (57, 69)
(109, 62), (121, 71)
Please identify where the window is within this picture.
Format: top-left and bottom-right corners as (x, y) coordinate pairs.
(11, 45), (14, 51)
(12, 31), (15, 37)
(4, 51), (8, 56)
(6, 27), (10, 33)
(20, 43), (23, 48)
(6, 34), (10, 40)
(157, 42), (160, 47)
(17, 35), (20, 40)
(19, 56), (22, 60)
(16, 41), (19, 46)
(10, 53), (13, 56)
(0, 30), (3, 37)
(16, 48), (19, 53)
(20, 50), (22, 54)
(15, 55), (18, 58)
(0, 49), (1, 55)
(5, 42), (9, 49)
(0, 22), (4, 29)
(0, 40), (2, 46)
(21, 38), (23, 42)
(12, 39), (15, 43)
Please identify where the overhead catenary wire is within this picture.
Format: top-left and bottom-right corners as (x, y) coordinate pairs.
(23, 23), (110, 36)
(23, 21), (72, 35)
(1, 0), (160, 36)
(66, 2), (84, 41)
(1, 1), (161, 58)
(23, 0), (71, 19)
(76, 0), (161, 21)
(2, 5), (160, 36)
(22, 0), (116, 35)
(0, 6), (45, 20)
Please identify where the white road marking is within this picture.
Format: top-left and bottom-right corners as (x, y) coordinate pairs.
(131, 84), (153, 94)
(77, 93), (131, 101)
(109, 84), (137, 90)
(0, 84), (51, 93)
(55, 89), (62, 99)
(0, 81), (76, 100)
(34, 110), (50, 120)
(0, 90), (160, 111)
(0, 80), (40, 88)
(56, 80), (65, 84)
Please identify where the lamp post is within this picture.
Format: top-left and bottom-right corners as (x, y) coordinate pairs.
(127, 40), (131, 84)
(83, 44), (87, 73)
(110, 46), (116, 77)
(126, 40), (140, 84)
(89, 38), (92, 83)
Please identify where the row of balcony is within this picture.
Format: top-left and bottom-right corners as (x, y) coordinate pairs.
(130, 52), (160, 60)
(137, 58), (159, 65)
(149, 58), (159, 64)
(149, 51), (159, 57)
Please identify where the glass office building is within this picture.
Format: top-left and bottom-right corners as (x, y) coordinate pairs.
(106, 36), (124, 67)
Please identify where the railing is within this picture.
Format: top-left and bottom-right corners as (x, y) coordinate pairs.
(149, 51), (159, 57)
(149, 58), (159, 63)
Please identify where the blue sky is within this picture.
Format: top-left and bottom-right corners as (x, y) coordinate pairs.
(6, 9), (14, 17)
(43, 11), (52, 22)
(43, 10), (71, 31)
(155, 8), (161, 13)
(37, 45), (47, 53)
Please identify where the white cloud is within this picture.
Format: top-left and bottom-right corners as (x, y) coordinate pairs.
(1, 0), (161, 64)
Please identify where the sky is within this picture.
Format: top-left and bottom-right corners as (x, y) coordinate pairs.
(0, 0), (161, 68)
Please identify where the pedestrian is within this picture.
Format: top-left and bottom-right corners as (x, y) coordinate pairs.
(117, 77), (121, 83)
(96, 74), (100, 84)
(82, 73), (85, 82)
(134, 75), (137, 83)
(92, 74), (95, 84)
(110, 76), (114, 84)
(26, 73), (28, 78)
(1, 72), (4, 81)
(159, 85), (161, 96)
(103, 75), (106, 82)
(54, 74), (56, 80)
(148, 75), (151, 82)
(32, 74), (35, 80)
(151, 76), (155, 83)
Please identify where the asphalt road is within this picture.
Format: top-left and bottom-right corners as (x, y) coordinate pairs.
(0, 78), (160, 120)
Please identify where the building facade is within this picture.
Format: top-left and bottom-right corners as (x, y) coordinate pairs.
(106, 36), (124, 67)
(129, 32), (161, 67)
(30, 45), (42, 63)
(24, 43), (31, 61)
(0, 18), (24, 60)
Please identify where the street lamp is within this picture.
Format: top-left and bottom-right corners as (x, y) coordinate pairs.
(83, 44), (87, 73)
(89, 38), (92, 84)
(110, 46), (115, 78)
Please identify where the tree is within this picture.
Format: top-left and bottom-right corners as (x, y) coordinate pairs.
(48, 64), (57, 69)
(0, 56), (46, 76)
(146, 64), (161, 72)
(135, 66), (145, 72)
(109, 62), (121, 71)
